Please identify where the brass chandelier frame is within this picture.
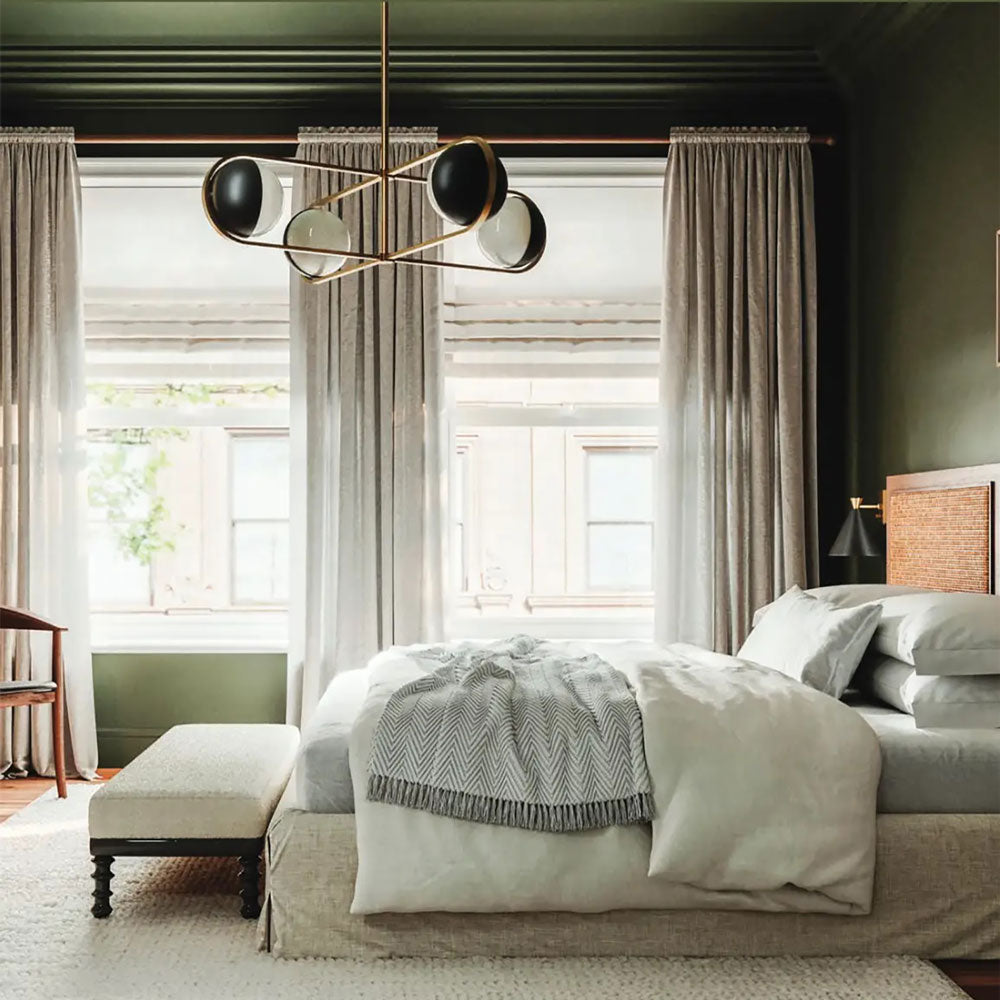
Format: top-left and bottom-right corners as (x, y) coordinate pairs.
(201, 1), (539, 285)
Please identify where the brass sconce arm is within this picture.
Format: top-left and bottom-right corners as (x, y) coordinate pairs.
(849, 496), (884, 522)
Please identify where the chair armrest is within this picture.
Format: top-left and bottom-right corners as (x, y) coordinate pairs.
(0, 606), (67, 632)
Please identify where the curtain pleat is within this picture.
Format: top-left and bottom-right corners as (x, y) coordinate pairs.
(287, 127), (445, 726)
(0, 127), (98, 779)
(656, 128), (819, 654)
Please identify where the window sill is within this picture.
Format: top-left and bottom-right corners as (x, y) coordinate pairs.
(446, 614), (653, 641)
(90, 610), (288, 654)
(525, 593), (653, 611)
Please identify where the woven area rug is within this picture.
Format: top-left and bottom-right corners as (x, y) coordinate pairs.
(0, 786), (966, 1000)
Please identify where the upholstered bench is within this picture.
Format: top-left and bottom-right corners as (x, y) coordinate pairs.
(88, 723), (299, 919)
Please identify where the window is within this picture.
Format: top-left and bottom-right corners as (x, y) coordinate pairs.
(84, 384), (291, 649)
(450, 442), (472, 593)
(81, 159), (293, 650)
(585, 448), (654, 591)
(444, 159), (663, 639)
(80, 157), (663, 647)
(86, 435), (155, 608)
(230, 434), (290, 605)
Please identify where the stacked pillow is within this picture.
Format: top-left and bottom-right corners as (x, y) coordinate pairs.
(738, 585), (883, 699)
(744, 585), (1000, 729)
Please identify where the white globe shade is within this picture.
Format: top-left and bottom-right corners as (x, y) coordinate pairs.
(476, 192), (546, 269)
(284, 209), (352, 277)
(251, 163), (285, 236)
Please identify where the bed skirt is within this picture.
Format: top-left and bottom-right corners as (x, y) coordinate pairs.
(258, 793), (1000, 959)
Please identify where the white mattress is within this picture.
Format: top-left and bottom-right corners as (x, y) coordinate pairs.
(295, 652), (1000, 817)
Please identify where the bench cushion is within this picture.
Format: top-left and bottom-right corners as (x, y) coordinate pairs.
(89, 724), (300, 840)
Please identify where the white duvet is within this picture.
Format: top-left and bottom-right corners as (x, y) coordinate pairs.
(349, 641), (881, 916)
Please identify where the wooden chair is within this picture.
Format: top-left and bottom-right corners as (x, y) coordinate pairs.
(0, 606), (68, 798)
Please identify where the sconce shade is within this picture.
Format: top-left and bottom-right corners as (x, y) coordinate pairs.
(207, 159), (284, 238)
(284, 209), (351, 277)
(427, 143), (508, 226)
(477, 192), (547, 269)
(829, 508), (883, 557)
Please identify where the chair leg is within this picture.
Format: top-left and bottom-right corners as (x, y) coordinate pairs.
(91, 855), (114, 917)
(238, 854), (261, 919)
(52, 694), (67, 799)
(52, 632), (67, 799)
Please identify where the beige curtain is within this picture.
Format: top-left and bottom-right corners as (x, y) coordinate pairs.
(1, 127), (98, 778)
(656, 127), (819, 654)
(287, 127), (445, 726)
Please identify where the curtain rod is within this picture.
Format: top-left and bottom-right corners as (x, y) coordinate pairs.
(74, 133), (836, 147)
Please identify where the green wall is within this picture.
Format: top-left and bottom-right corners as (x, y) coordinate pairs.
(94, 654), (286, 766)
(853, 5), (1000, 493)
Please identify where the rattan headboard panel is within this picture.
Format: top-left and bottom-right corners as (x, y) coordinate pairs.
(885, 465), (999, 594)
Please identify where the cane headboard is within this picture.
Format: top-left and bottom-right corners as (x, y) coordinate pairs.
(885, 463), (999, 594)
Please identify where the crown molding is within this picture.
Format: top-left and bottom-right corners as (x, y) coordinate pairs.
(2, 43), (834, 114)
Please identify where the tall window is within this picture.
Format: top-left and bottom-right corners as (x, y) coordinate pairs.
(443, 160), (662, 639)
(81, 160), (292, 650)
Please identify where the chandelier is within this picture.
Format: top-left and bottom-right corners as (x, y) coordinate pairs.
(201, 1), (546, 284)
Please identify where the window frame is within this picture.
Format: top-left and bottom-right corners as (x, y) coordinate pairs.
(450, 435), (480, 596)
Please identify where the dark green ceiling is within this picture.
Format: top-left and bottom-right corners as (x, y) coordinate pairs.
(0, 2), (877, 47)
(0, 2), (949, 137)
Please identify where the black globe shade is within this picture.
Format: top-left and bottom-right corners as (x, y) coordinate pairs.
(206, 159), (283, 239)
(476, 192), (547, 269)
(427, 143), (508, 227)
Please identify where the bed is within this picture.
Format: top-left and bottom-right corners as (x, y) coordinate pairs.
(259, 464), (1000, 958)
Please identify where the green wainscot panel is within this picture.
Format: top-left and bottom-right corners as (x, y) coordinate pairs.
(93, 653), (287, 767)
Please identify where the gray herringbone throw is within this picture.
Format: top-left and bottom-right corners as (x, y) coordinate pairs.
(367, 636), (653, 832)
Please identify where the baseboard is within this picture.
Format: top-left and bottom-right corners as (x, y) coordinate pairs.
(96, 728), (165, 768)
(97, 727), (166, 739)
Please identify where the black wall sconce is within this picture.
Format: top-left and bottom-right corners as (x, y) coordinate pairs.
(829, 496), (884, 557)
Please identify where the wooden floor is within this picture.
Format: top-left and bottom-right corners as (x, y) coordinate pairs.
(0, 775), (997, 997)
(0, 769), (118, 823)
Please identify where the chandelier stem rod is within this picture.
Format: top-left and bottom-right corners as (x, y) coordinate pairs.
(380, 0), (389, 259)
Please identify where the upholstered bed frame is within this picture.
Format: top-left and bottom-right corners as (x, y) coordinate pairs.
(258, 794), (1000, 960)
(258, 463), (1000, 960)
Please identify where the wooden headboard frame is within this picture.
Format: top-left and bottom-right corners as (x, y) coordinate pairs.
(885, 463), (999, 594)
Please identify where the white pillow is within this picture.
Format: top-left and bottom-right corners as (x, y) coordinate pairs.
(738, 585), (883, 698)
(752, 586), (1000, 677)
(751, 584), (925, 628)
(869, 592), (1000, 676)
(857, 653), (1000, 729)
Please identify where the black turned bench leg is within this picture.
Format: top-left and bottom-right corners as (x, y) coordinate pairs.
(238, 854), (261, 919)
(91, 855), (114, 918)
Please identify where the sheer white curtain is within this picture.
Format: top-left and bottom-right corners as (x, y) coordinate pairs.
(1, 127), (98, 778)
(287, 127), (445, 726)
(656, 128), (819, 654)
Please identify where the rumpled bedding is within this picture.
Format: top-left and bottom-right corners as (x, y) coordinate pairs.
(349, 640), (881, 916)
